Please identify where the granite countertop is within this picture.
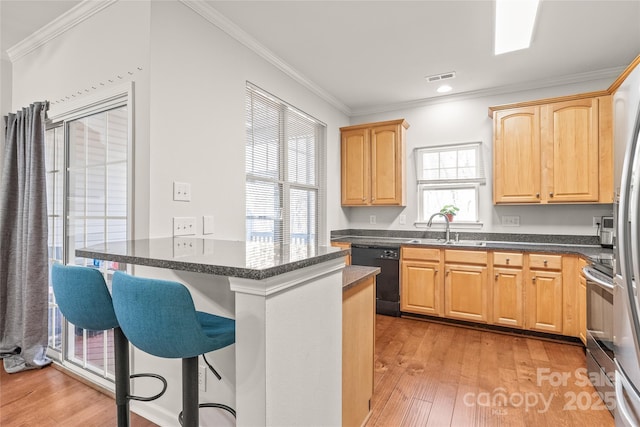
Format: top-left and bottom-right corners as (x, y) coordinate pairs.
(343, 265), (380, 292)
(331, 233), (613, 260)
(76, 237), (348, 280)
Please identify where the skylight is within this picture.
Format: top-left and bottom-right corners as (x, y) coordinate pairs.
(494, 0), (540, 55)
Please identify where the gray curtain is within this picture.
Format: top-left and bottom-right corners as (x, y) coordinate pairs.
(0, 102), (52, 373)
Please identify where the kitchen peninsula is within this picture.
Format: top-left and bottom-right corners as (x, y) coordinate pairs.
(77, 237), (349, 427)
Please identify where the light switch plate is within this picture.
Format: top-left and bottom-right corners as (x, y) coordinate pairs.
(399, 214), (406, 225)
(369, 215), (376, 225)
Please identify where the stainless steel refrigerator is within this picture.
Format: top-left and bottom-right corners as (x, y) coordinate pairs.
(613, 61), (640, 426)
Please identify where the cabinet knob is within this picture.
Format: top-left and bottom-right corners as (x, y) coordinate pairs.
(362, 197), (366, 201)
(446, 270), (450, 276)
(506, 258), (510, 264)
(549, 192), (554, 198)
(495, 273), (499, 280)
(532, 276), (537, 283)
(544, 260), (548, 267)
(434, 269), (438, 274)
(536, 193), (540, 198)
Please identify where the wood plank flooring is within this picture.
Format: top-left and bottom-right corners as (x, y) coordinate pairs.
(0, 364), (156, 426)
(1, 316), (615, 426)
(365, 315), (615, 427)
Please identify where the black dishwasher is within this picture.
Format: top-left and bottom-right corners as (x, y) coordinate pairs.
(351, 245), (400, 317)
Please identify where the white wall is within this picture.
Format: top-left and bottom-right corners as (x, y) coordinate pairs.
(345, 80), (617, 236)
(10, 0), (153, 240)
(147, 1), (349, 242)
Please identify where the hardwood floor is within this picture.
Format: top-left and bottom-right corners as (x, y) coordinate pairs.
(365, 315), (615, 427)
(1, 317), (615, 426)
(0, 364), (156, 426)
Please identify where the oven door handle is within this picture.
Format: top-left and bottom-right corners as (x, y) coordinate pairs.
(583, 267), (615, 292)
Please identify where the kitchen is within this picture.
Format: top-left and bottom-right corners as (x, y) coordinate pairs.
(1, 0), (640, 426)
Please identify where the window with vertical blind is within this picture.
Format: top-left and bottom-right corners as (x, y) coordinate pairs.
(414, 142), (485, 224)
(245, 83), (326, 247)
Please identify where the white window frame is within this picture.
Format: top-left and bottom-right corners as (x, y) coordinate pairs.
(45, 81), (134, 391)
(414, 141), (485, 228)
(245, 83), (327, 246)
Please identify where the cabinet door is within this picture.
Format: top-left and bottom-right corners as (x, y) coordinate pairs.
(542, 98), (599, 202)
(527, 270), (563, 333)
(579, 274), (587, 345)
(493, 267), (524, 328)
(341, 128), (370, 205)
(342, 276), (375, 427)
(493, 107), (541, 203)
(370, 123), (404, 205)
(401, 260), (442, 316)
(445, 264), (488, 323)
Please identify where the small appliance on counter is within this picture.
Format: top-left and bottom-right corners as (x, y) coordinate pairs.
(599, 216), (614, 248)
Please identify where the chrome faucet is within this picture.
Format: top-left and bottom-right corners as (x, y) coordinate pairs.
(427, 212), (451, 243)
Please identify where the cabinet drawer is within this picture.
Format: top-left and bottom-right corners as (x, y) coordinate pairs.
(444, 249), (487, 265)
(529, 254), (562, 270)
(402, 247), (440, 262)
(493, 252), (523, 267)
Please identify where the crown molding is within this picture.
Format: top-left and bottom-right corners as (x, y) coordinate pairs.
(350, 66), (625, 117)
(6, 0), (117, 63)
(179, 0), (352, 116)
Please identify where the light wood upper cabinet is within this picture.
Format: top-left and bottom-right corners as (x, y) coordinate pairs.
(493, 107), (541, 203)
(341, 119), (408, 206)
(542, 98), (599, 202)
(492, 95), (613, 204)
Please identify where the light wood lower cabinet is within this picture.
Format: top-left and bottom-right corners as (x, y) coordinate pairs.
(399, 248), (585, 339)
(331, 241), (352, 265)
(343, 276), (375, 427)
(400, 247), (443, 316)
(444, 250), (489, 323)
(526, 254), (563, 333)
(493, 267), (524, 328)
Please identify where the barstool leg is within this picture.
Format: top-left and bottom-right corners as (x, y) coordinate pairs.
(182, 357), (199, 427)
(114, 327), (131, 427)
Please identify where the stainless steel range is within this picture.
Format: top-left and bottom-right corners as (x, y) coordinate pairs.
(583, 253), (615, 414)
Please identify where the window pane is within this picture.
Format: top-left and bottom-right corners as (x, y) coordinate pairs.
(439, 151), (456, 169)
(290, 188), (316, 246)
(107, 108), (128, 163)
(246, 180), (280, 243)
(422, 186), (477, 222)
(107, 163), (127, 217)
(287, 112), (316, 186)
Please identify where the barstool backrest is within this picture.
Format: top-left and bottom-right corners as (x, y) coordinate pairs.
(51, 263), (119, 331)
(111, 271), (229, 359)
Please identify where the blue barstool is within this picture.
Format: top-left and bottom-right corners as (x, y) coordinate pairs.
(51, 263), (167, 427)
(111, 271), (236, 427)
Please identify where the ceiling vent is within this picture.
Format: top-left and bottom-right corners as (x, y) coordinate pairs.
(425, 71), (456, 83)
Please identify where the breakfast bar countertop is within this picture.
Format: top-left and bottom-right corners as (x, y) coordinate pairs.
(76, 237), (348, 280)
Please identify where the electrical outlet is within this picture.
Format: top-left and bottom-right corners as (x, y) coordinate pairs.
(501, 215), (520, 226)
(173, 217), (196, 236)
(593, 216), (601, 227)
(369, 215), (376, 225)
(399, 214), (406, 225)
(198, 365), (207, 392)
(173, 181), (191, 201)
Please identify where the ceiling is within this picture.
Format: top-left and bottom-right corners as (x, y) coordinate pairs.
(2, 0), (640, 115)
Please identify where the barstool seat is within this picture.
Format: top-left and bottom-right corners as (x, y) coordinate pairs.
(51, 264), (167, 427)
(111, 271), (236, 427)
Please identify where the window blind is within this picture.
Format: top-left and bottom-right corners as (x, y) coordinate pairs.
(245, 83), (326, 247)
